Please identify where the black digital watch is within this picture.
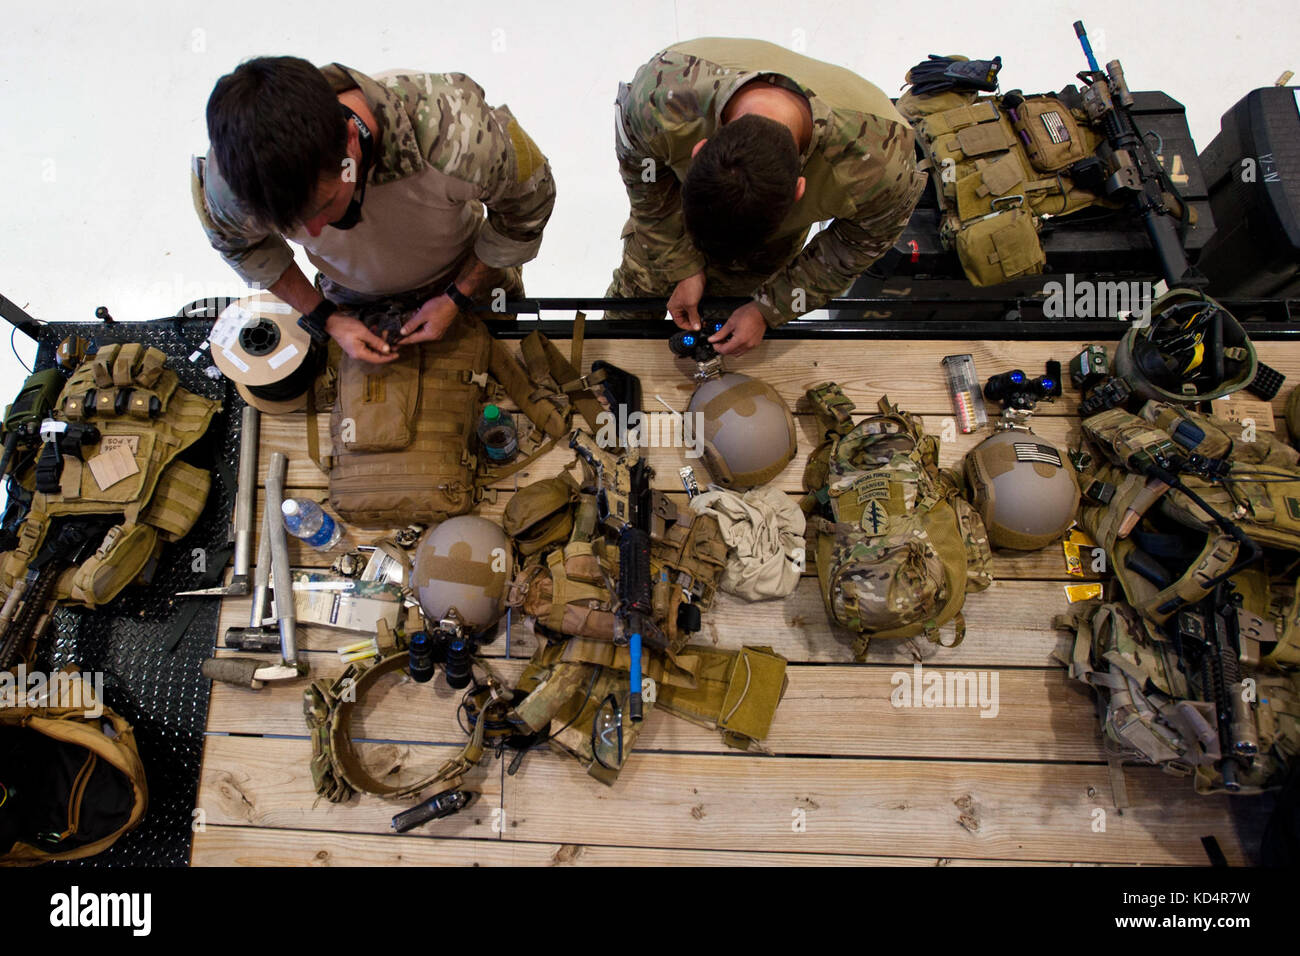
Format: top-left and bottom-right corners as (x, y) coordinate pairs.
(298, 299), (338, 343)
(443, 281), (475, 312)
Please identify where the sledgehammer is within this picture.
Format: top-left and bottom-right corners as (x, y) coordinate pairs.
(177, 404), (261, 597)
(221, 508), (278, 651)
(201, 452), (307, 688)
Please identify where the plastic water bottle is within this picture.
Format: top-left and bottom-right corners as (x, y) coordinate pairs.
(477, 404), (518, 463)
(281, 498), (343, 551)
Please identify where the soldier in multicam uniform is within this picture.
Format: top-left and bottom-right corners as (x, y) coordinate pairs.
(193, 57), (555, 362)
(607, 38), (927, 356)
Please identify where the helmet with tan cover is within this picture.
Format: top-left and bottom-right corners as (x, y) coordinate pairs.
(964, 427), (1079, 551)
(688, 372), (797, 489)
(412, 516), (512, 632)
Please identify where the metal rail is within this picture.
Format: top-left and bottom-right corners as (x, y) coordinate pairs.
(7, 292), (1300, 341)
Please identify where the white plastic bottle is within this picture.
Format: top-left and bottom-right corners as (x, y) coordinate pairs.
(281, 498), (343, 551)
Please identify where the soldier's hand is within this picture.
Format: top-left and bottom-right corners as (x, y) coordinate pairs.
(399, 295), (458, 345)
(326, 313), (400, 364)
(667, 271), (706, 331)
(709, 303), (767, 357)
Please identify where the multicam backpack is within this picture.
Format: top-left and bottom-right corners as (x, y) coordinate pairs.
(801, 384), (994, 659)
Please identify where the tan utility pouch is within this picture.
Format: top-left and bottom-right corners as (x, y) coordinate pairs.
(141, 460), (213, 542)
(1013, 96), (1089, 172)
(1268, 583), (1300, 669)
(657, 645), (789, 751)
(333, 347), (420, 453)
(512, 544), (618, 640)
(653, 512), (728, 612)
(926, 109), (1016, 167)
(0, 690), (148, 865)
(327, 315), (491, 527)
(502, 473), (580, 556)
(66, 523), (160, 608)
(954, 207), (1045, 285)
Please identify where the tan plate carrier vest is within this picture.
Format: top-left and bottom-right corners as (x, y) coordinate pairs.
(898, 84), (1115, 286)
(1, 344), (219, 614)
(1081, 402), (1300, 670)
(500, 470), (787, 785)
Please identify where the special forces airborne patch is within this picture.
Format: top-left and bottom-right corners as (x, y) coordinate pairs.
(859, 499), (889, 536)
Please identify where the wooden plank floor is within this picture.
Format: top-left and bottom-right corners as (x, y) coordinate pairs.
(192, 336), (1300, 867)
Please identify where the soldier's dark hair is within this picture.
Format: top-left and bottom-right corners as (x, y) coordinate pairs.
(206, 56), (348, 232)
(681, 115), (801, 265)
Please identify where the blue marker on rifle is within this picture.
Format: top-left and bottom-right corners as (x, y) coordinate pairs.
(629, 631), (643, 719)
(1073, 21), (1100, 72)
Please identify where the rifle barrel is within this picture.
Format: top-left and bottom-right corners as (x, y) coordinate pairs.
(1074, 21), (1100, 72)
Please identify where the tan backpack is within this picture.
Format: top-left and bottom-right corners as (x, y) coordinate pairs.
(323, 315), (491, 527)
(1, 678), (148, 865)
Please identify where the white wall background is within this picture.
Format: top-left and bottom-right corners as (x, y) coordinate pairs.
(0, 0), (1294, 391)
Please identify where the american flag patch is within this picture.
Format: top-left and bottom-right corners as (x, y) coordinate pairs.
(1041, 111), (1070, 144)
(1014, 443), (1063, 466)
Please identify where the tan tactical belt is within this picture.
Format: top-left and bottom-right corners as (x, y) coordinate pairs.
(304, 643), (519, 803)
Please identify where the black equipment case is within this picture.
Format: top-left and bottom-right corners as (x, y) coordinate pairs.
(1197, 86), (1300, 299)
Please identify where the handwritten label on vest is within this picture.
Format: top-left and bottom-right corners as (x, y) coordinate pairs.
(88, 445), (140, 491)
(100, 435), (140, 456)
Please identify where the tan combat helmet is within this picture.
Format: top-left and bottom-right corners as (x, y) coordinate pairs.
(688, 372), (797, 489)
(412, 516), (512, 633)
(964, 426), (1080, 551)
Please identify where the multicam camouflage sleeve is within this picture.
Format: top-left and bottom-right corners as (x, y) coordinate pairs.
(614, 68), (709, 285)
(752, 118), (928, 327)
(403, 71), (557, 269)
(190, 155), (298, 289)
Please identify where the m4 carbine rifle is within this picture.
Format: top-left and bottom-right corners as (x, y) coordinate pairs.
(0, 515), (114, 671)
(1172, 584), (1259, 791)
(569, 430), (662, 722)
(1073, 21), (1204, 288)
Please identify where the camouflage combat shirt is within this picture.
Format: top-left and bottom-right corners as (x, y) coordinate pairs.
(616, 37), (927, 325)
(193, 63), (555, 297)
